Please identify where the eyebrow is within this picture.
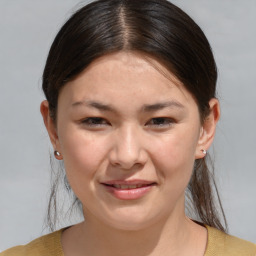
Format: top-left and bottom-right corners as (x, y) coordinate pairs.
(71, 100), (185, 112)
(142, 101), (185, 112)
(72, 100), (115, 112)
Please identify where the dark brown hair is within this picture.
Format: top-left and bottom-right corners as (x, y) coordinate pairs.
(42, 0), (227, 232)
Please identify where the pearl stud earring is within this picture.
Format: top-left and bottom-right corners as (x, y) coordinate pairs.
(54, 150), (62, 159)
(201, 149), (207, 155)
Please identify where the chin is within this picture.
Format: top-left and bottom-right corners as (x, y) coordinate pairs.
(98, 207), (164, 231)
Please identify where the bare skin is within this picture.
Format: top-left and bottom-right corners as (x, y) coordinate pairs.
(61, 216), (207, 256)
(41, 51), (219, 256)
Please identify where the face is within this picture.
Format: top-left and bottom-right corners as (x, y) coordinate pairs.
(42, 52), (218, 230)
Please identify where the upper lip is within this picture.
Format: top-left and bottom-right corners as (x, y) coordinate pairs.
(101, 180), (156, 185)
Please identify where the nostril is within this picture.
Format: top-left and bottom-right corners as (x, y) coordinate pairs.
(109, 150), (148, 169)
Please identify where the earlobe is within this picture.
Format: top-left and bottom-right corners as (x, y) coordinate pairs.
(40, 100), (60, 153)
(195, 98), (220, 159)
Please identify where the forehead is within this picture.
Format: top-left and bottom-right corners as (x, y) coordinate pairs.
(60, 52), (197, 108)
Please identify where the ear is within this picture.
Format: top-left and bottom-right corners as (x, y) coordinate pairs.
(40, 100), (62, 159)
(195, 98), (220, 159)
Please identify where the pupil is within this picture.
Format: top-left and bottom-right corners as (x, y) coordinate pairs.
(155, 118), (164, 124)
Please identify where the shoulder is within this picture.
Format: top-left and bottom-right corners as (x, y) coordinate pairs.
(0, 229), (64, 256)
(205, 225), (256, 256)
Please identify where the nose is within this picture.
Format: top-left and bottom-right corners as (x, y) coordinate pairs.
(109, 125), (148, 170)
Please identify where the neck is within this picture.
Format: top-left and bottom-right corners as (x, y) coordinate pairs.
(90, 215), (187, 255)
(61, 206), (206, 256)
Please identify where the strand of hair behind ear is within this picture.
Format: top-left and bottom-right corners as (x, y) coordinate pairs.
(187, 156), (227, 232)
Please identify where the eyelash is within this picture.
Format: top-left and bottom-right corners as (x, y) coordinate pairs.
(146, 117), (175, 128)
(81, 117), (175, 128)
(81, 117), (109, 127)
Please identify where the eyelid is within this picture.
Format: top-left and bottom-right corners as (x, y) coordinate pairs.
(79, 117), (175, 129)
(81, 117), (110, 127)
(146, 117), (176, 127)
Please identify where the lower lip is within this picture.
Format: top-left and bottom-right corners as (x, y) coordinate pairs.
(103, 185), (154, 200)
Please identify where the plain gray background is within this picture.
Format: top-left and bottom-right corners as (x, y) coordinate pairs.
(0, 0), (255, 251)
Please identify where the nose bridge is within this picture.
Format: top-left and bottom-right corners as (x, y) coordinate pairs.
(121, 124), (139, 155)
(110, 123), (146, 169)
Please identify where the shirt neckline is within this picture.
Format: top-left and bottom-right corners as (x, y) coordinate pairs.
(56, 224), (213, 256)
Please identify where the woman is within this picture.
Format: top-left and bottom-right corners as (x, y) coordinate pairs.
(1, 0), (255, 255)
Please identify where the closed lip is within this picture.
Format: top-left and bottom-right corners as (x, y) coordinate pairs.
(101, 180), (157, 188)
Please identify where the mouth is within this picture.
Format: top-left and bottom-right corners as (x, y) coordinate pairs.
(103, 183), (156, 189)
(100, 180), (157, 200)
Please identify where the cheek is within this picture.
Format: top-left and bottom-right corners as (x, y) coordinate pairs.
(58, 126), (108, 182)
(150, 128), (199, 183)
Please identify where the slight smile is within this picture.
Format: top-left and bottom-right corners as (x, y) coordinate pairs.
(101, 180), (157, 200)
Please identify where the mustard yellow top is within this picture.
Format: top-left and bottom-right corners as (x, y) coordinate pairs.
(1, 225), (256, 256)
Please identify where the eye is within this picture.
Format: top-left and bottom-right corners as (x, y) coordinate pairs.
(146, 117), (175, 128)
(81, 117), (110, 127)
